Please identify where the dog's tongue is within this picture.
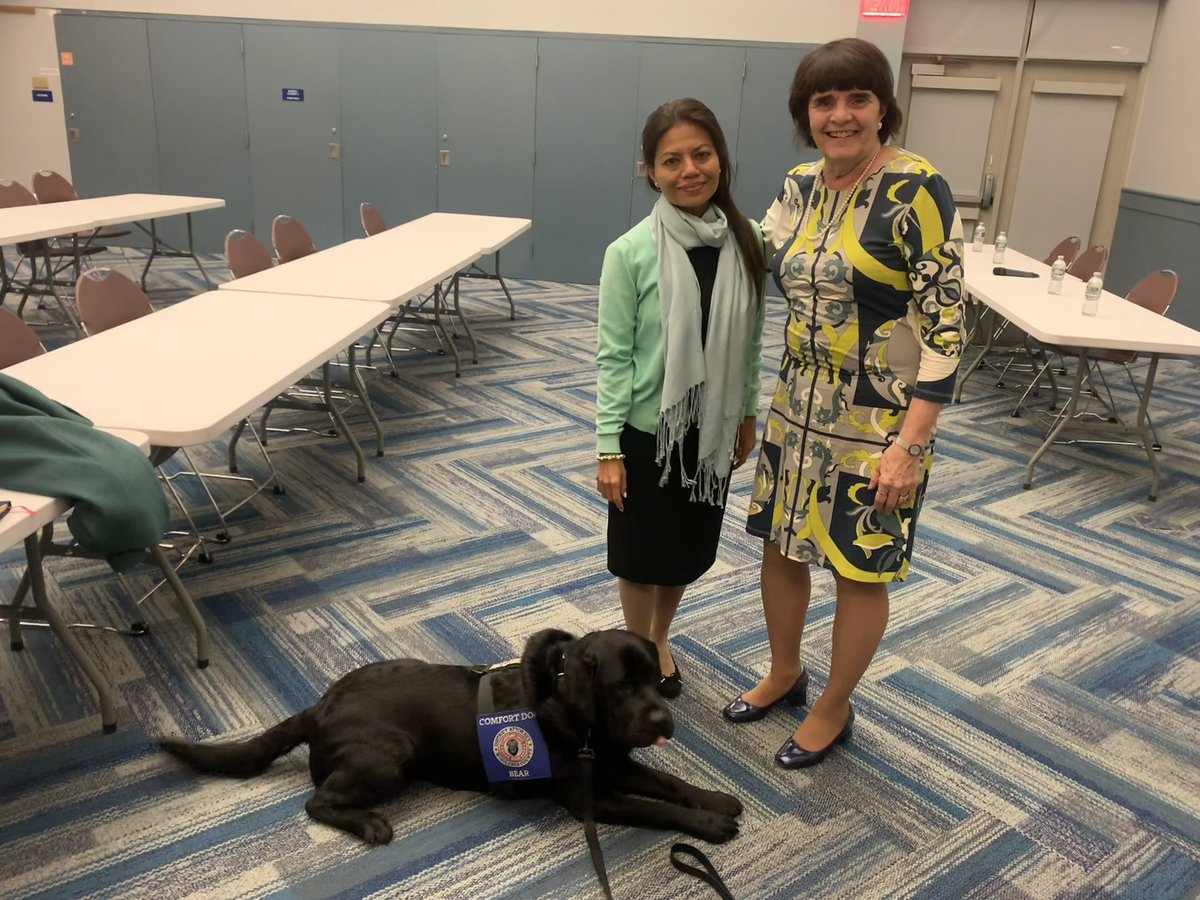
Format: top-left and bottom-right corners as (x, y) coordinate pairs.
(654, 736), (670, 747)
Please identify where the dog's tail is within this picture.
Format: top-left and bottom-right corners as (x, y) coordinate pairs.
(159, 711), (312, 779)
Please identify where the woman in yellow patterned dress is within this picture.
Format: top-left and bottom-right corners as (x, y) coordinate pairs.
(721, 39), (965, 768)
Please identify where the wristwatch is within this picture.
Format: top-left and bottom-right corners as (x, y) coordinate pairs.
(890, 435), (927, 457)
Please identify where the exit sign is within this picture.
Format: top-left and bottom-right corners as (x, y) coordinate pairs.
(861, 0), (909, 16)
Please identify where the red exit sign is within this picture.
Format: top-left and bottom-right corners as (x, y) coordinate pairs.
(861, 0), (909, 16)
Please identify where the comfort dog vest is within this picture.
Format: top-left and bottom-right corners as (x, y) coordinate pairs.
(476, 663), (552, 790)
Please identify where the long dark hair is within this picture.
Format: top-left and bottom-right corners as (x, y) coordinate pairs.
(641, 98), (764, 297)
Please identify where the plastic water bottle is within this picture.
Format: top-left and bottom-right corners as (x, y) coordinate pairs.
(1082, 272), (1103, 316)
(972, 222), (986, 252)
(992, 231), (1007, 264)
(1048, 255), (1067, 294)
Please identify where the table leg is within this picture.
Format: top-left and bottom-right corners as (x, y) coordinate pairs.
(24, 529), (118, 733)
(140, 219), (158, 291)
(348, 343), (385, 457)
(954, 303), (996, 403)
(1023, 347), (1088, 490)
(1137, 354), (1162, 501)
(186, 213), (213, 289)
(323, 362), (366, 482)
(494, 250), (516, 320)
(451, 274), (478, 364)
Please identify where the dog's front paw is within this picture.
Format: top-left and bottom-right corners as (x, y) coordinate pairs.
(700, 790), (743, 818)
(354, 812), (395, 845)
(686, 810), (740, 844)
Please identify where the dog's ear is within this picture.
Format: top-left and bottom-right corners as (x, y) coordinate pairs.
(557, 633), (598, 727)
(520, 628), (576, 705)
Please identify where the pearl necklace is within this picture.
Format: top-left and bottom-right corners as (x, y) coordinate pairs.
(796, 144), (883, 247)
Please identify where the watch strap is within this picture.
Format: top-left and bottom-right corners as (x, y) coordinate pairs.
(892, 435), (927, 457)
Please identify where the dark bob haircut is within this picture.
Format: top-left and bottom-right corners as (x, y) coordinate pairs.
(787, 38), (902, 148)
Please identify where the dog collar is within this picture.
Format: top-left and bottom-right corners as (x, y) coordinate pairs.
(477, 669), (552, 786)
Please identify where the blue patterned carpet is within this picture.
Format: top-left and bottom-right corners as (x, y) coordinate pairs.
(2, 252), (1199, 899)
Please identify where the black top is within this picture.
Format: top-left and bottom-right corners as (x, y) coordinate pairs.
(687, 245), (719, 346)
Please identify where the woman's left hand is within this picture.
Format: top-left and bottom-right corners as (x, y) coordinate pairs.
(870, 443), (922, 514)
(733, 416), (758, 469)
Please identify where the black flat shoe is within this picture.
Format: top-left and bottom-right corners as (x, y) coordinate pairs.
(721, 669), (808, 723)
(775, 704), (854, 769)
(658, 658), (682, 700)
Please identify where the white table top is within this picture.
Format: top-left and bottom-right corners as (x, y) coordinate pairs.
(4, 291), (392, 447)
(964, 246), (1200, 356)
(62, 193), (225, 227)
(218, 212), (531, 303)
(0, 429), (149, 555)
(397, 212), (532, 253)
(0, 193), (225, 245)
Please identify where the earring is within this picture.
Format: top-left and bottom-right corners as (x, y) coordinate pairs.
(877, 121), (883, 131)
(651, 182), (662, 193)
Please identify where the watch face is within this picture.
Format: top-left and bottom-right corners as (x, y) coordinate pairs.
(907, 444), (923, 456)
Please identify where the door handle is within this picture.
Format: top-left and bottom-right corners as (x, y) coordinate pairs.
(329, 142), (341, 159)
(980, 171), (995, 210)
(439, 149), (451, 166)
(68, 127), (81, 143)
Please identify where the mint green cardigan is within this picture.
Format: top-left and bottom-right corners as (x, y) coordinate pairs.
(595, 216), (767, 455)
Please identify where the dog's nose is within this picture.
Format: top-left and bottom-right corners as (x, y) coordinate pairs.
(648, 707), (674, 739)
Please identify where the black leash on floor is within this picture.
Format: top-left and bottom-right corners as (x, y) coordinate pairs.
(669, 843), (736, 899)
(577, 740), (736, 899)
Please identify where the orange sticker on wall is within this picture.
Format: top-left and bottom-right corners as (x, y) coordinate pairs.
(60, 51), (74, 66)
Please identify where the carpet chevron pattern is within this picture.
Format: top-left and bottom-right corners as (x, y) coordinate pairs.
(2, 252), (1199, 899)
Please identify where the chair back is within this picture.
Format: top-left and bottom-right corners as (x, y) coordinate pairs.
(271, 215), (317, 263)
(75, 269), (154, 335)
(0, 179), (38, 209)
(1067, 244), (1108, 279)
(0, 307), (47, 369)
(225, 229), (274, 279)
(1042, 235), (1081, 267)
(1125, 269), (1178, 317)
(32, 170), (80, 204)
(360, 202), (388, 237)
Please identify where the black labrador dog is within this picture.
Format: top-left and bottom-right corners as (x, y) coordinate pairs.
(161, 628), (742, 845)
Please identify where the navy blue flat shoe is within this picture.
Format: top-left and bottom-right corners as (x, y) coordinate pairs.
(775, 704), (854, 769)
(721, 669), (808, 723)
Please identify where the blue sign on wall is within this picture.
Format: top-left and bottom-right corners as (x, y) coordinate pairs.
(32, 90), (54, 103)
(282, 88), (304, 102)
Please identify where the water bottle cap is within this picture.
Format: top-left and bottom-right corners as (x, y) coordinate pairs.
(1093, 272), (1101, 277)
(1056, 256), (1064, 261)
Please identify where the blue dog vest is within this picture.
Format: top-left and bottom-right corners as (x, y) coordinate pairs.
(476, 663), (552, 787)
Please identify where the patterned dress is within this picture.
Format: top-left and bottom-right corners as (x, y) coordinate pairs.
(746, 149), (964, 582)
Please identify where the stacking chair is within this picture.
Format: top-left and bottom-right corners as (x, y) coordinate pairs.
(271, 214), (317, 263)
(1018, 270), (1179, 450)
(224, 229), (274, 279)
(1042, 235), (1081, 267)
(0, 306), (47, 369)
(360, 202), (388, 237)
(32, 169), (130, 242)
(75, 268), (239, 557)
(0, 179), (97, 334)
(1067, 244), (1108, 280)
(75, 268), (153, 335)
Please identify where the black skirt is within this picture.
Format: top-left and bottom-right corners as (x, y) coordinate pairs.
(606, 425), (729, 586)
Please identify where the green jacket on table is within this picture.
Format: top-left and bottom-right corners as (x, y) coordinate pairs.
(595, 216), (768, 455)
(0, 372), (168, 573)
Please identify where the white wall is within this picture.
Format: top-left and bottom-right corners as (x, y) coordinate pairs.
(0, 1), (860, 43)
(0, 8), (73, 185)
(1125, 0), (1200, 201)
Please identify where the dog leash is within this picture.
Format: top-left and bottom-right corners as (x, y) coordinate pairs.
(577, 739), (736, 899)
(670, 843), (736, 899)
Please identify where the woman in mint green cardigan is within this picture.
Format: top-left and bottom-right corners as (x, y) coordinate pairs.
(595, 99), (767, 698)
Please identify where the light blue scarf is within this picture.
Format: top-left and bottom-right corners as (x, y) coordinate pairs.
(650, 196), (754, 505)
